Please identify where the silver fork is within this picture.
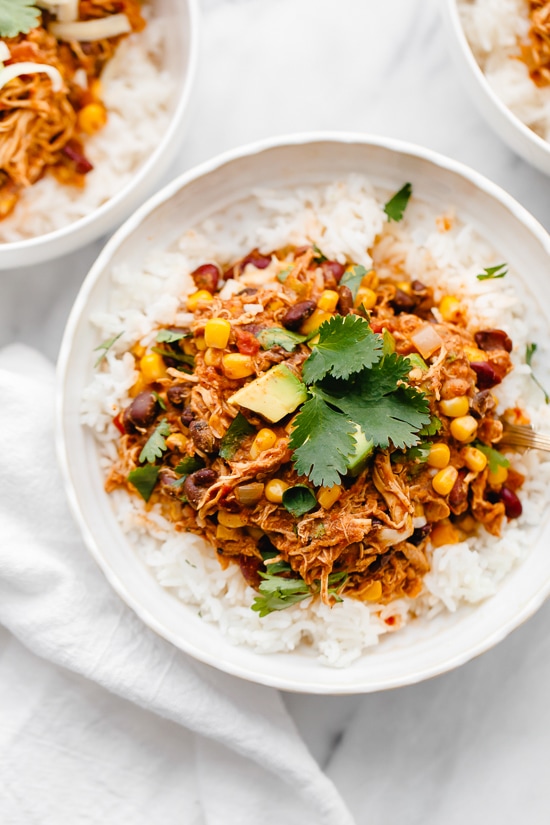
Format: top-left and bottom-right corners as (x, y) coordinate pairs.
(499, 422), (550, 452)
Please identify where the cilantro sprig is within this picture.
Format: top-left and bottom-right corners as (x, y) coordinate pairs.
(474, 442), (510, 474)
(384, 183), (412, 222)
(251, 568), (348, 616)
(526, 342), (550, 404)
(0, 0), (41, 38)
(219, 412), (255, 459)
(139, 418), (170, 464)
(94, 332), (123, 368)
(476, 263), (507, 281)
(289, 316), (431, 488)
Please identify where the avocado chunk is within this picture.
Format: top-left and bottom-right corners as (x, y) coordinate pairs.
(228, 364), (308, 423)
(347, 425), (374, 476)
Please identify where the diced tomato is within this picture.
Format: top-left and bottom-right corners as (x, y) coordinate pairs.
(235, 328), (260, 356)
(113, 411), (126, 434)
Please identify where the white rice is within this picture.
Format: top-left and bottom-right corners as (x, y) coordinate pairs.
(82, 176), (550, 667)
(458, 0), (550, 141)
(0, 6), (173, 243)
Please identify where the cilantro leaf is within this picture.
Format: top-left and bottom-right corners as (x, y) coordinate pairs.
(219, 412), (255, 459)
(0, 0), (41, 38)
(139, 418), (170, 464)
(312, 244), (327, 263)
(257, 327), (307, 353)
(151, 346), (194, 367)
(174, 455), (204, 475)
(251, 571), (311, 616)
(156, 329), (190, 343)
(337, 384), (431, 450)
(127, 465), (159, 502)
(289, 392), (357, 488)
(476, 263), (507, 281)
(384, 182), (412, 222)
(282, 485), (318, 518)
(340, 265), (367, 300)
(277, 265), (293, 283)
(526, 342), (550, 403)
(418, 415), (442, 436)
(474, 442), (510, 474)
(152, 391), (166, 410)
(94, 331), (123, 368)
(302, 315), (383, 384)
(392, 442), (432, 464)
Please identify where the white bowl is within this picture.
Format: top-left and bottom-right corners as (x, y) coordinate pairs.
(57, 133), (550, 694)
(0, 0), (199, 271)
(442, 0), (550, 175)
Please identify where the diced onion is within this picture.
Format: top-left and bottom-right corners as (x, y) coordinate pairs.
(243, 303), (264, 315)
(0, 41), (11, 63)
(0, 62), (63, 92)
(49, 13), (131, 42)
(410, 324), (443, 359)
(36, 0), (79, 22)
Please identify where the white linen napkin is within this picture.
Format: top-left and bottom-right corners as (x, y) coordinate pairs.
(0, 344), (354, 825)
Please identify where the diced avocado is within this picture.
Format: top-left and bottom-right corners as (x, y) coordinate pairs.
(347, 425), (374, 476)
(228, 364), (308, 423)
(406, 353), (428, 371)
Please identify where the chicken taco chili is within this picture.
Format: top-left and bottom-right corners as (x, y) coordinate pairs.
(85, 178), (550, 665)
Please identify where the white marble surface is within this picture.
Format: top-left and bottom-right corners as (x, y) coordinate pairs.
(3, 0), (550, 822)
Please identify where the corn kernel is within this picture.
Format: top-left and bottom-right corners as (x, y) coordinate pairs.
(439, 396), (470, 417)
(165, 433), (188, 452)
(414, 501), (425, 518)
(204, 347), (222, 367)
(217, 510), (248, 528)
(195, 336), (207, 351)
(216, 523), (240, 540)
(77, 102), (107, 135)
(131, 343), (146, 359)
(450, 415), (478, 442)
(317, 289), (340, 312)
(246, 525), (265, 540)
(462, 446), (488, 473)
(139, 351), (166, 384)
(488, 465), (509, 486)
(354, 287), (377, 310)
(129, 373), (147, 397)
(266, 298), (285, 312)
(187, 290), (213, 311)
(427, 443), (451, 469)
(265, 479), (289, 503)
(317, 484), (343, 510)
(463, 345), (487, 363)
(432, 465), (459, 496)
(439, 295), (463, 323)
(250, 428), (278, 459)
(396, 281), (412, 295)
(361, 269), (378, 289)
(222, 353), (255, 379)
(300, 308), (333, 335)
(90, 78), (102, 100)
(430, 521), (460, 547)
(360, 580), (383, 602)
(204, 318), (231, 349)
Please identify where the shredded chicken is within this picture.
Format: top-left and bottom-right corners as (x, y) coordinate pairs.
(106, 241), (524, 610)
(519, 1), (550, 87)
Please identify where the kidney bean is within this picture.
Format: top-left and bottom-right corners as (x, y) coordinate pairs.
(322, 261), (345, 283)
(241, 251), (271, 269)
(390, 289), (417, 314)
(337, 285), (354, 315)
(189, 420), (217, 453)
(471, 389), (497, 417)
(190, 263), (220, 293)
(281, 300), (316, 330)
(474, 329), (513, 353)
(167, 384), (190, 406)
(500, 487), (522, 519)
(411, 279), (428, 292)
(62, 142), (93, 174)
(470, 361), (502, 390)
(449, 468), (469, 514)
(238, 287), (259, 296)
(183, 468), (217, 509)
(122, 391), (158, 432)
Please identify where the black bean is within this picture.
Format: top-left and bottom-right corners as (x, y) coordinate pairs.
(180, 405), (195, 426)
(281, 300), (316, 330)
(167, 384), (190, 406)
(122, 391), (158, 431)
(390, 288), (417, 314)
(189, 420), (217, 453)
(337, 285), (354, 315)
(471, 389), (497, 417)
(183, 468), (217, 509)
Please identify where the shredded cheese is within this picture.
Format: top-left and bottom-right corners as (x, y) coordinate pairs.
(49, 13), (132, 42)
(0, 62), (63, 92)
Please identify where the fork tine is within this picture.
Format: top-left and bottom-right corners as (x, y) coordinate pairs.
(500, 423), (550, 452)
